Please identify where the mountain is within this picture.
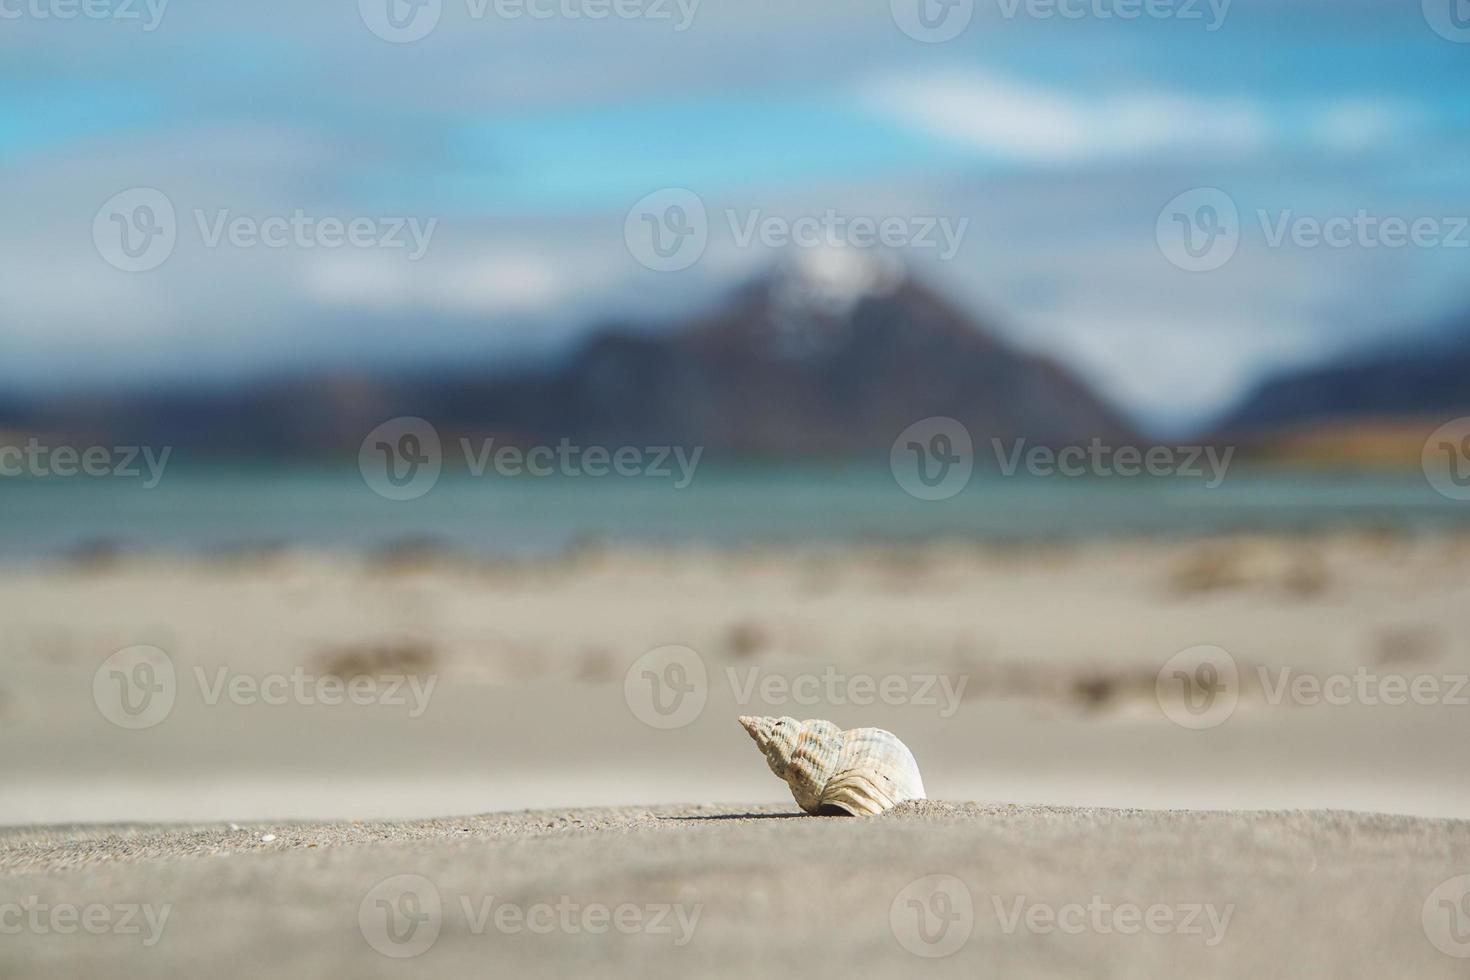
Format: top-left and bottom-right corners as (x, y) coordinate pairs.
(1217, 333), (1470, 436)
(435, 266), (1137, 456)
(11, 266), (1135, 458)
(1208, 322), (1470, 464)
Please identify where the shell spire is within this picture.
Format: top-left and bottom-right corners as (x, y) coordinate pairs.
(738, 715), (926, 816)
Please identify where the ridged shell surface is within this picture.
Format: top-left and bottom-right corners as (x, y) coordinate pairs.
(738, 715), (926, 816)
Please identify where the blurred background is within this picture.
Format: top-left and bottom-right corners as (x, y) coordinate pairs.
(1, 0), (1468, 826)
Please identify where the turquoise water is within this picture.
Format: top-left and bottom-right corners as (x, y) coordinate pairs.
(0, 464), (1465, 560)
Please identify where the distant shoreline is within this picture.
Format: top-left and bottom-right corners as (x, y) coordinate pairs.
(1, 464), (1466, 564)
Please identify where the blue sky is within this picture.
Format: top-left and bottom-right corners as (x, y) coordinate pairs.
(2, 0), (1467, 431)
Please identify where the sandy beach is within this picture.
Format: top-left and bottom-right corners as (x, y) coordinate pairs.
(3, 532), (1470, 974)
(4, 531), (1470, 822)
(4, 802), (1470, 977)
(11, 0), (1467, 973)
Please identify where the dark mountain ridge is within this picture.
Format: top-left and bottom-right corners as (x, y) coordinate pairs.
(4, 269), (1136, 459)
(1214, 323), (1470, 437)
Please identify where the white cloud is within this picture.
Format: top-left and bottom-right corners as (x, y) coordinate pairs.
(1311, 98), (1414, 153)
(303, 251), (570, 316)
(861, 70), (1273, 163)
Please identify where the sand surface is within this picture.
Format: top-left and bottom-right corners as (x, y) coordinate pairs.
(4, 532), (1470, 823)
(3, 802), (1470, 977)
(5, 534), (1470, 975)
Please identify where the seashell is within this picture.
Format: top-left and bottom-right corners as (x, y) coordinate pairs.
(738, 715), (926, 816)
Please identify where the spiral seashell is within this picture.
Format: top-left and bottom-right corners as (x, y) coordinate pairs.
(738, 715), (926, 816)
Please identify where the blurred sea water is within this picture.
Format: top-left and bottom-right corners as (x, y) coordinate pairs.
(1, 464), (1464, 561)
